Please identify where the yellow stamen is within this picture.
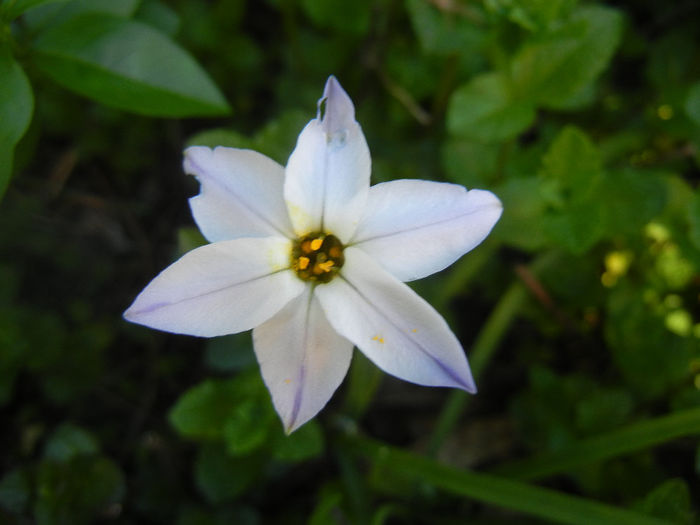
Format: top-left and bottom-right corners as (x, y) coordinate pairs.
(301, 240), (312, 253)
(318, 260), (334, 272)
(313, 260), (334, 274)
(310, 238), (323, 251)
(329, 246), (342, 258)
(298, 256), (310, 270)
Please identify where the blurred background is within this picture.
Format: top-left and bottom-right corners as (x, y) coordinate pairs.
(1, 0), (699, 523)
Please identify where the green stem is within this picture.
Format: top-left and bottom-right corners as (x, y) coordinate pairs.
(427, 251), (559, 456)
(335, 446), (370, 524)
(345, 435), (669, 525)
(491, 407), (700, 481)
(432, 239), (497, 314)
(343, 351), (384, 420)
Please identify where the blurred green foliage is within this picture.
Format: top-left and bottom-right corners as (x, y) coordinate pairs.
(1, 0), (699, 523)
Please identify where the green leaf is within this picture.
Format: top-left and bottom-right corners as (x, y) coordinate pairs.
(406, 0), (485, 55)
(448, 72), (535, 142)
(494, 407), (700, 481)
(638, 479), (694, 524)
(34, 456), (125, 525)
(606, 286), (694, 399)
(223, 395), (273, 456)
(0, 48), (34, 197)
(441, 139), (500, 188)
(541, 126), (601, 185)
(170, 373), (268, 442)
(194, 444), (262, 504)
(169, 378), (243, 440)
(2, 0), (67, 19)
(23, 0), (139, 30)
(510, 6), (623, 106)
(251, 109), (311, 164)
(684, 82), (700, 126)
(492, 177), (549, 251)
(599, 170), (667, 237)
(187, 110), (310, 165)
(484, 0), (579, 32)
(272, 420), (324, 462)
(44, 423), (99, 462)
(538, 127), (608, 253)
(135, 0), (179, 36)
(542, 191), (606, 253)
(348, 436), (670, 525)
(32, 13), (230, 117)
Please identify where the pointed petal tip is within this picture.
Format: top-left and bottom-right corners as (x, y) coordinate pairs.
(283, 416), (304, 435)
(319, 75), (356, 135)
(122, 300), (143, 323)
(460, 379), (478, 395)
(182, 145), (210, 177)
(445, 365), (477, 394)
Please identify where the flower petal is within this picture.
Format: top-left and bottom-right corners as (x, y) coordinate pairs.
(350, 180), (502, 282)
(284, 76), (370, 243)
(253, 288), (353, 433)
(184, 146), (295, 242)
(124, 237), (304, 337)
(315, 247), (476, 392)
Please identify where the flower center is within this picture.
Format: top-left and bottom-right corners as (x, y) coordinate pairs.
(291, 232), (344, 283)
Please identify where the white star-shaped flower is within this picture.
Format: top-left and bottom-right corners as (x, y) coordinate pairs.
(124, 76), (503, 433)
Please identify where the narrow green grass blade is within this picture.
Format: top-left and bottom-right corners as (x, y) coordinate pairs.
(492, 407), (700, 481)
(427, 251), (560, 455)
(348, 436), (670, 525)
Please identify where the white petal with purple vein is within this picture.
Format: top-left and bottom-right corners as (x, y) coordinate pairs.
(124, 236), (304, 337)
(253, 287), (353, 433)
(315, 246), (476, 392)
(351, 180), (502, 282)
(284, 77), (370, 243)
(185, 146), (294, 241)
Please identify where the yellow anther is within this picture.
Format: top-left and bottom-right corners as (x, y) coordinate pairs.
(310, 238), (323, 251)
(318, 260), (334, 272)
(372, 335), (385, 344)
(329, 246), (342, 258)
(313, 261), (334, 274)
(284, 378), (291, 384)
(298, 256), (310, 270)
(411, 328), (417, 333)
